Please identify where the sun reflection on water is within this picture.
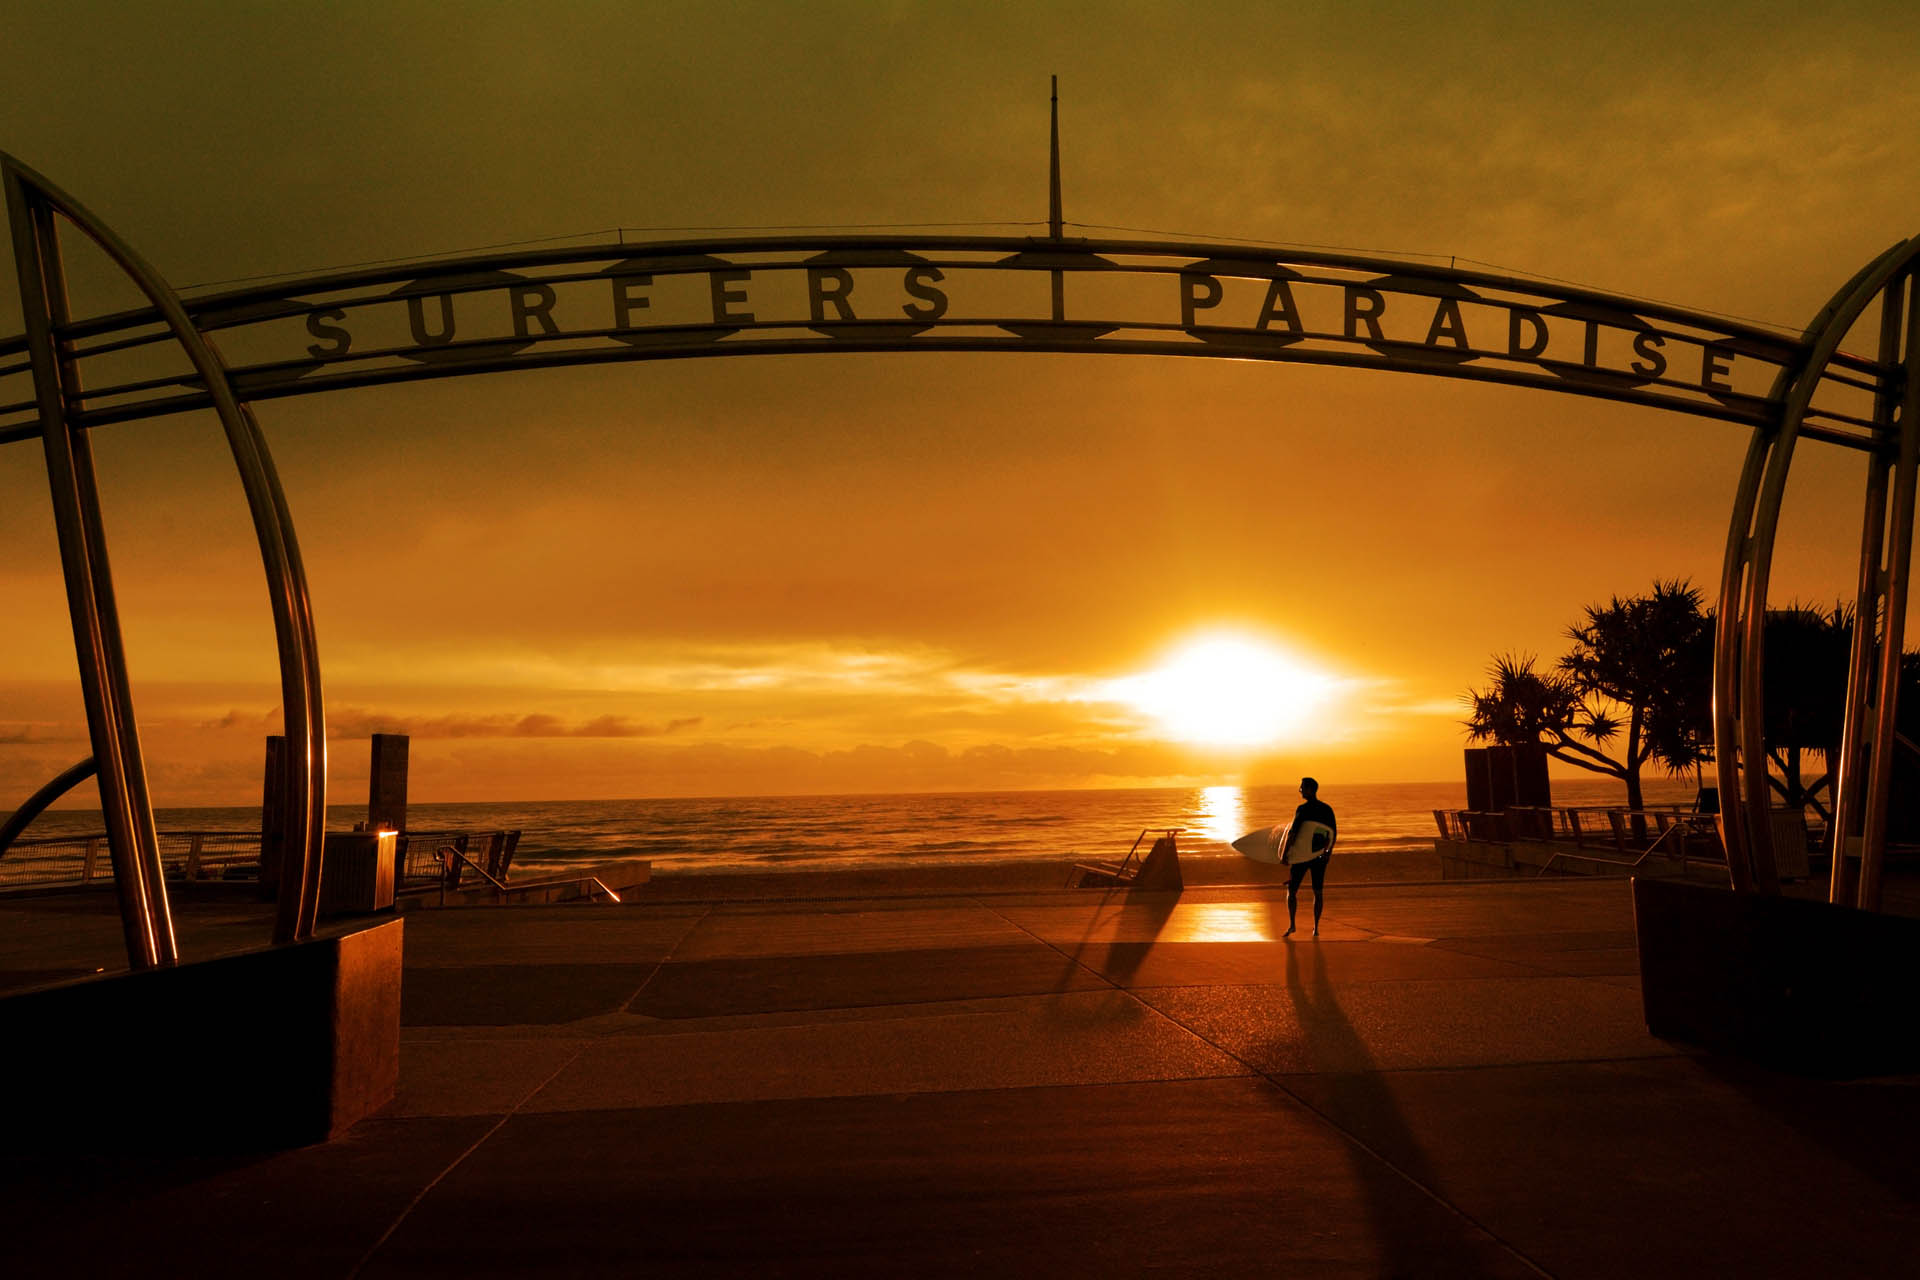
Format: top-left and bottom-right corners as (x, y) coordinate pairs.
(1196, 784), (1244, 845)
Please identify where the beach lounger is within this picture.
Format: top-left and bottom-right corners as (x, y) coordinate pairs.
(1071, 830), (1182, 891)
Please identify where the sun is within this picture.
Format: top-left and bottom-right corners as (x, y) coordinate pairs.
(1109, 633), (1339, 747)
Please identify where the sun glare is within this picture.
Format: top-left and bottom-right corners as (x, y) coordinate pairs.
(1111, 633), (1338, 747)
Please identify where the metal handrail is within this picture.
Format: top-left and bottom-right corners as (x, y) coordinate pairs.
(435, 843), (619, 905)
(1532, 845), (1676, 878)
(1532, 822), (1715, 879)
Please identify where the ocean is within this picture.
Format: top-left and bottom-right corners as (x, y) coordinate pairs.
(20, 777), (1702, 875)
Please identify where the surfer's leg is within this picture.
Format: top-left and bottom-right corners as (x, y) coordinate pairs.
(1309, 855), (1327, 934)
(1285, 860), (1308, 935)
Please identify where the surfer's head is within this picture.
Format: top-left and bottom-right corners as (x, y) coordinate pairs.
(1300, 777), (1318, 798)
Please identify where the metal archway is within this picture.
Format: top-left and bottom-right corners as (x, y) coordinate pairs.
(1716, 240), (1920, 903)
(1, 153), (1914, 966)
(3, 155), (326, 960)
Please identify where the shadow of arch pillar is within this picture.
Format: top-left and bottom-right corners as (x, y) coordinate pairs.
(1, 153), (328, 956)
(1715, 238), (1920, 908)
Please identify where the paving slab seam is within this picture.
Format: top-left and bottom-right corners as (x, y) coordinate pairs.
(358, 909), (712, 1270)
(969, 893), (1144, 992)
(967, 892), (1326, 1081)
(616, 902), (714, 1009)
(1131, 993), (1562, 1279)
(968, 893), (1331, 1078)
(640, 885), (1099, 908)
(1415, 947), (1645, 985)
(1250, 1070), (1558, 1278)
(405, 986), (1178, 1041)
(629, 874), (1598, 909)
(975, 893), (1564, 1280)
(1260, 1047), (1696, 1084)
(537, 1069), (1267, 1113)
(348, 1043), (591, 1278)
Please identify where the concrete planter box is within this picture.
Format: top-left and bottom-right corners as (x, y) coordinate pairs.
(1632, 877), (1920, 1078)
(0, 917), (402, 1152)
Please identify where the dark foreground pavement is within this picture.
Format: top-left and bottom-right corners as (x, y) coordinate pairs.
(4, 875), (1917, 1277)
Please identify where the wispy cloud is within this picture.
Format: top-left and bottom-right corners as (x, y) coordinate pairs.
(331, 642), (976, 697)
(327, 709), (705, 740)
(197, 707), (704, 740)
(0, 723), (87, 746)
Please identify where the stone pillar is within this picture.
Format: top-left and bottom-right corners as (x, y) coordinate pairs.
(369, 733), (409, 832)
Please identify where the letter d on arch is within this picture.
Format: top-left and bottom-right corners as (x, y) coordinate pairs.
(1508, 307), (1550, 358)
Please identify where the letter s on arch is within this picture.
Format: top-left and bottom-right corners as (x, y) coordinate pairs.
(1630, 331), (1668, 379)
(305, 307), (350, 358)
(902, 265), (948, 321)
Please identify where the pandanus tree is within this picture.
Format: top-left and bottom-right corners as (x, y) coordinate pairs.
(1764, 607), (1920, 835)
(1469, 583), (1920, 831)
(1761, 604), (1851, 820)
(1465, 580), (1714, 812)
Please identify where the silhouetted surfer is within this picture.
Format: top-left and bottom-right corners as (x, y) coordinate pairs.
(1284, 777), (1336, 937)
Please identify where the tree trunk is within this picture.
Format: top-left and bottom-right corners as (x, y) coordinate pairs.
(1626, 707), (1647, 841)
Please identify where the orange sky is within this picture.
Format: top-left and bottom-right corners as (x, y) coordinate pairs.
(4, 1), (1920, 807)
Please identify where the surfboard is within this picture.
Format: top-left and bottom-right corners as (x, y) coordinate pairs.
(1231, 823), (1287, 865)
(1284, 820), (1335, 865)
(1233, 820), (1334, 866)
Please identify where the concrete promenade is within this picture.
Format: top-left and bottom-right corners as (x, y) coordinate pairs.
(3, 867), (1917, 1277)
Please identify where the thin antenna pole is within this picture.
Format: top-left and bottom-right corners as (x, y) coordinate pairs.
(1048, 75), (1063, 240)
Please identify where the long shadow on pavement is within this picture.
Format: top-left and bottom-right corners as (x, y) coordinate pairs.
(1056, 883), (1180, 989)
(1263, 895), (1544, 1278)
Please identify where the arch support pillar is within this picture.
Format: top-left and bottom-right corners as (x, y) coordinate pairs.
(1715, 239), (1920, 902)
(2, 154), (328, 953)
(1830, 271), (1920, 910)
(4, 166), (175, 966)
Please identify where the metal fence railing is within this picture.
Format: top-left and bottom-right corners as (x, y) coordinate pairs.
(1433, 805), (1732, 860)
(0, 828), (521, 894)
(1434, 804), (1858, 882)
(0, 830), (261, 891)
(396, 829), (521, 890)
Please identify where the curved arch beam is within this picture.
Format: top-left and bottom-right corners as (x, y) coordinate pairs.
(0, 757), (98, 861)
(1714, 237), (1919, 892)
(1, 153), (327, 946)
(1830, 269), (1920, 909)
(4, 164), (173, 965)
(1, 234), (1877, 447)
